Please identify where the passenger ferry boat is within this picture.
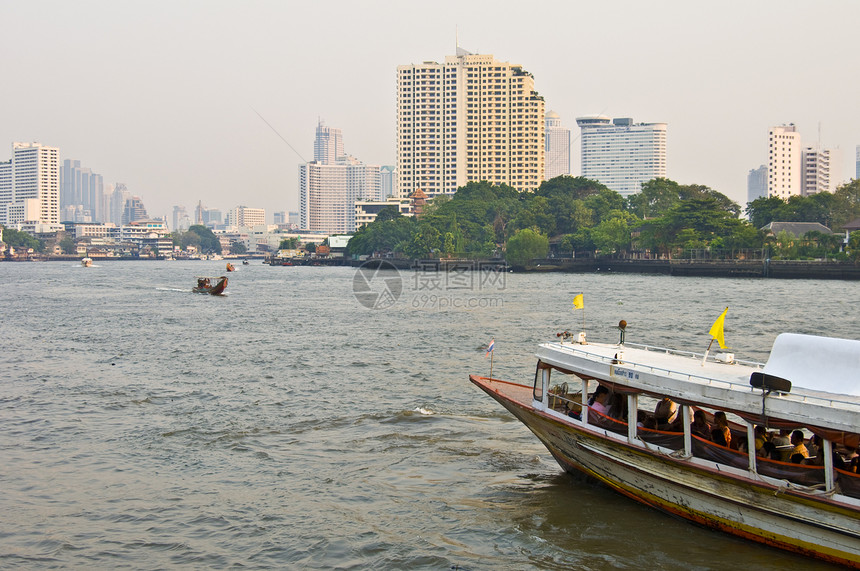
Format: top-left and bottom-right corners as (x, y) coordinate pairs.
(470, 326), (860, 567)
(192, 275), (228, 295)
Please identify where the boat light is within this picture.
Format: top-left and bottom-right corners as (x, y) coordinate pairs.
(749, 372), (792, 394)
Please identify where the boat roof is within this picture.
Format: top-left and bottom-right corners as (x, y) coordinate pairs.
(536, 334), (860, 434)
(764, 333), (860, 396)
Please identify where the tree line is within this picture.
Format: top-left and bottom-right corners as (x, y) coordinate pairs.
(345, 176), (860, 265)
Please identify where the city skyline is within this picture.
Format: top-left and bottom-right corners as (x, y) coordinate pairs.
(2, 1), (859, 222)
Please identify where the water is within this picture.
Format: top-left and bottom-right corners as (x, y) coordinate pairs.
(1, 261), (857, 570)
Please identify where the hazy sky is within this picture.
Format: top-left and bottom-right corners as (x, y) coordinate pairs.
(2, 0), (859, 222)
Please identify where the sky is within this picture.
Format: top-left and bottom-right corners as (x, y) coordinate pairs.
(2, 0), (859, 223)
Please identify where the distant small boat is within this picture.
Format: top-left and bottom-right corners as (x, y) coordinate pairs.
(226, 263), (236, 272)
(193, 276), (228, 295)
(81, 257), (93, 267)
(242, 260), (249, 265)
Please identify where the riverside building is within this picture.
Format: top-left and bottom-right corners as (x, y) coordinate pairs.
(576, 116), (667, 197)
(0, 142), (61, 228)
(396, 48), (545, 198)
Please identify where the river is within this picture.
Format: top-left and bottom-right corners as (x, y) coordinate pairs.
(1, 260), (856, 569)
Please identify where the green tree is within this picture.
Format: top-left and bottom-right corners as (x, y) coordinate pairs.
(505, 228), (549, 267)
(278, 237), (299, 250)
(374, 205), (403, 223)
(176, 225), (222, 254)
(1, 227), (45, 252)
(832, 179), (860, 230)
(59, 236), (77, 254)
(404, 225), (442, 258)
(230, 241), (247, 255)
(847, 230), (860, 263)
(591, 211), (639, 256)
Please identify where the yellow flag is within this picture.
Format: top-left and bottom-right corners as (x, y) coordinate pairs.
(573, 294), (584, 310)
(709, 307), (728, 349)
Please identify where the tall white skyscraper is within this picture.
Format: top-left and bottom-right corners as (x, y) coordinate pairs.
(396, 49), (545, 198)
(300, 125), (382, 233)
(767, 125), (801, 198)
(544, 110), (570, 180)
(576, 116), (667, 197)
(0, 142), (60, 226)
(802, 147), (837, 195)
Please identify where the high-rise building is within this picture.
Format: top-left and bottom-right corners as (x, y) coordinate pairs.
(173, 205), (189, 232)
(544, 110), (571, 180)
(299, 124), (383, 233)
(748, 165), (768, 203)
(0, 142), (60, 226)
(767, 125), (801, 198)
(300, 157), (383, 233)
(380, 166), (396, 199)
(273, 211), (286, 225)
(576, 116), (667, 197)
(802, 147), (837, 195)
(204, 209), (222, 226)
(122, 195), (149, 225)
(60, 159), (105, 222)
(109, 184), (131, 226)
(227, 205), (265, 228)
(396, 49), (545, 198)
(314, 121), (344, 164)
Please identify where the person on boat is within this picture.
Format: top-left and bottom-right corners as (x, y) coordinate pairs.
(789, 430), (809, 463)
(197, 278), (205, 287)
(588, 385), (611, 415)
(753, 425), (773, 457)
(711, 411), (732, 448)
(770, 429), (792, 461)
(654, 397), (680, 430)
(608, 392), (627, 420)
(690, 410), (711, 440)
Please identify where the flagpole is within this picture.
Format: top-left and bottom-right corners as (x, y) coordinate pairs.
(701, 339), (714, 366)
(490, 349), (494, 379)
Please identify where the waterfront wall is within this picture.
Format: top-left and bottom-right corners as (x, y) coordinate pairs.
(526, 258), (860, 280)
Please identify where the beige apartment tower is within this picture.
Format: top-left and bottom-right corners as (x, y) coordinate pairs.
(767, 125), (801, 198)
(396, 49), (545, 198)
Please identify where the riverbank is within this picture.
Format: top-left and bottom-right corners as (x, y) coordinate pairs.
(6, 255), (860, 280)
(524, 258), (860, 280)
